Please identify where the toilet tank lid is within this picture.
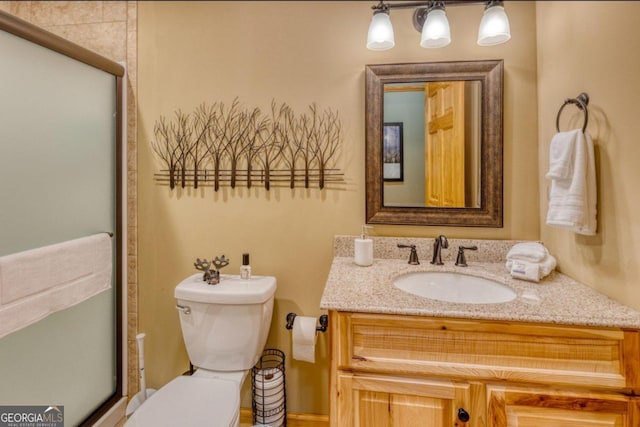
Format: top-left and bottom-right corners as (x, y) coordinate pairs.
(175, 274), (276, 304)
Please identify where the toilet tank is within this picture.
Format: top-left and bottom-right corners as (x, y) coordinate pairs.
(175, 274), (276, 371)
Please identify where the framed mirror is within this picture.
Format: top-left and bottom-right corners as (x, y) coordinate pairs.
(365, 60), (503, 227)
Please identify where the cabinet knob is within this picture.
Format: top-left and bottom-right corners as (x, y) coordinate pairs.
(457, 408), (470, 422)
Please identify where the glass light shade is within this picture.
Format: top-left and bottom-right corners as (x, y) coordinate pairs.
(477, 4), (511, 46)
(367, 11), (395, 51)
(420, 8), (451, 48)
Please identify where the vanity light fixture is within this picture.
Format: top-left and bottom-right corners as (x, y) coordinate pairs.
(420, 1), (451, 48)
(366, 0), (511, 50)
(477, 0), (511, 46)
(366, 2), (395, 50)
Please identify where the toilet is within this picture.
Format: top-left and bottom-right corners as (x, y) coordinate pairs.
(125, 273), (277, 427)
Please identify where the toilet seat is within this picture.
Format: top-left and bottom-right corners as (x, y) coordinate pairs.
(124, 375), (239, 427)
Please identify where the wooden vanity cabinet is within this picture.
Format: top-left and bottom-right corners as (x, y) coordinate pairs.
(329, 311), (640, 427)
(336, 373), (482, 427)
(487, 385), (640, 427)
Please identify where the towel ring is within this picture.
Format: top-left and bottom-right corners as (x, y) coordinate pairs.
(556, 92), (589, 133)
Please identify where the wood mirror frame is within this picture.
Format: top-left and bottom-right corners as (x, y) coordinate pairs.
(365, 60), (504, 227)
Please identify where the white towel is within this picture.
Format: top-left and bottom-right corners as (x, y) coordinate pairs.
(546, 129), (597, 235)
(0, 234), (112, 339)
(506, 242), (549, 263)
(509, 260), (540, 282)
(546, 130), (577, 180)
(506, 254), (557, 282)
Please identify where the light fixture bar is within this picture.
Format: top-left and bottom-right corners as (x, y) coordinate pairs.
(374, 0), (487, 12)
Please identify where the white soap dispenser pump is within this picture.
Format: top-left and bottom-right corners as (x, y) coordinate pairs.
(355, 225), (374, 267)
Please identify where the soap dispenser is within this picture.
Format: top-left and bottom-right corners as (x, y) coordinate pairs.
(354, 225), (373, 267)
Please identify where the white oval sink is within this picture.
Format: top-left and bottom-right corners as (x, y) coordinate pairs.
(394, 271), (516, 304)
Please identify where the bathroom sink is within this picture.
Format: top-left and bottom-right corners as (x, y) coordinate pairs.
(393, 271), (516, 304)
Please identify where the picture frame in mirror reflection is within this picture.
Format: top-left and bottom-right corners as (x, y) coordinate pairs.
(383, 122), (403, 182)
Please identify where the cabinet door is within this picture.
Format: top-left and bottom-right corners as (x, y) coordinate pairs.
(487, 385), (638, 427)
(337, 373), (481, 427)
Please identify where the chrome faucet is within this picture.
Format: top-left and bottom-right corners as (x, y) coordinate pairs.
(430, 235), (449, 265)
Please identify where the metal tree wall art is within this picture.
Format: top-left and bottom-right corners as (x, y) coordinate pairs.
(151, 99), (344, 191)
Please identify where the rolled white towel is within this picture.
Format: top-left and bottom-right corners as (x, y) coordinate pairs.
(506, 254), (557, 282)
(539, 254), (557, 277)
(508, 260), (540, 282)
(506, 242), (549, 263)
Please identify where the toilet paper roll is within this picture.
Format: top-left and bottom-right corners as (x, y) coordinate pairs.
(254, 368), (285, 409)
(256, 409), (285, 426)
(255, 392), (284, 412)
(292, 316), (317, 363)
(254, 367), (283, 387)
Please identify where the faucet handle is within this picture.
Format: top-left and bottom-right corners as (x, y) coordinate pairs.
(455, 245), (478, 267)
(397, 244), (420, 265)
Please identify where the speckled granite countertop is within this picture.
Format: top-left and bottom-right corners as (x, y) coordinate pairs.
(319, 236), (640, 329)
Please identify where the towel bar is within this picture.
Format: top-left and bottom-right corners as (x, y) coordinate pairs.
(556, 92), (589, 133)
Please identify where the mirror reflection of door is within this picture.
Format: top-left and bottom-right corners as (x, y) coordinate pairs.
(425, 81), (465, 207)
(383, 81), (481, 209)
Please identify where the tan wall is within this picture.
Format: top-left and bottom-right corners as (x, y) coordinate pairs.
(137, 1), (538, 415)
(6, 0), (640, 417)
(536, 2), (640, 311)
(0, 0), (141, 400)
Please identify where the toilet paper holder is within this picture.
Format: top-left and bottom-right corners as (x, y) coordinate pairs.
(285, 313), (328, 333)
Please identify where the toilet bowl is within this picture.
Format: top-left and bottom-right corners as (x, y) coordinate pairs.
(125, 274), (277, 427)
(124, 374), (240, 427)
